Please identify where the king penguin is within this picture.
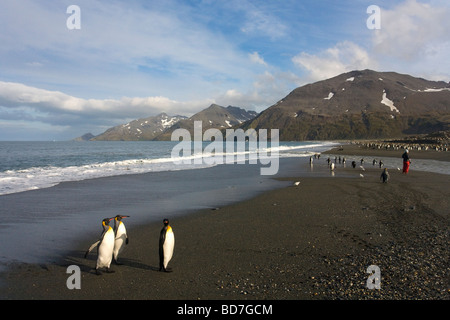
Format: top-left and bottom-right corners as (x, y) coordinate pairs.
(85, 217), (115, 275)
(159, 218), (175, 272)
(113, 215), (130, 264)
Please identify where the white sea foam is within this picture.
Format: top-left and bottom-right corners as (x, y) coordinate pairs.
(0, 142), (335, 195)
(0, 158), (206, 195)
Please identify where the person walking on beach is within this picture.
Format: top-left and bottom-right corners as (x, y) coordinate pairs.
(402, 149), (411, 174)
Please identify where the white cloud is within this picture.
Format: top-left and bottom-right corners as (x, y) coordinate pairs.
(369, 0), (450, 81)
(0, 81), (213, 125)
(292, 41), (376, 81)
(291, 1), (450, 83)
(230, 0), (288, 39)
(0, 0), (251, 101)
(240, 9), (287, 39)
(215, 70), (302, 112)
(372, 0), (450, 61)
(249, 52), (267, 66)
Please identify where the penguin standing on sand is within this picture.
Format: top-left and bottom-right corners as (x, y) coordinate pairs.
(85, 217), (115, 275)
(380, 168), (390, 183)
(113, 215), (130, 265)
(159, 218), (175, 272)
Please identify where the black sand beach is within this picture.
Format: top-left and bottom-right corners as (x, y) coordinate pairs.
(0, 146), (449, 301)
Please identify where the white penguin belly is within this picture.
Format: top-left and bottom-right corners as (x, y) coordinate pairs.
(163, 230), (175, 268)
(114, 223), (127, 257)
(97, 229), (115, 268)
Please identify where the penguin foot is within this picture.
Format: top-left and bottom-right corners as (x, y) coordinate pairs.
(95, 269), (102, 276)
(105, 268), (115, 273)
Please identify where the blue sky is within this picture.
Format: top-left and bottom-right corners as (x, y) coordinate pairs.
(0, 0), (449, 140)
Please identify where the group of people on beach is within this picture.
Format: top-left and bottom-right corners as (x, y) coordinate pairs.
(311, 148), (412, 184)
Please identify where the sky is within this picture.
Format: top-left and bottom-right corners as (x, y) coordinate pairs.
(0, 0), (449, 140)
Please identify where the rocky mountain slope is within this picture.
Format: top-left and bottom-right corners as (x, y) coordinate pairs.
(153, 104), (258, 140)
(239, 69), (450, 140)
(78, 105), (258, 141)
(92, 113), (187, 141)
(72, 133), (95, 141)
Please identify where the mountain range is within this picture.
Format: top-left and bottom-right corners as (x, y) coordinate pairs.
(78, 105), (258, 141)
(75, 70), (450, 141)
(91, 113), (187, 141)
(241, 69), (450, 140)
(153, 104), (258, 141)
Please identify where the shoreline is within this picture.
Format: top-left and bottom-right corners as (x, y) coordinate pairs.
(1, 146), (449, 300)
(323, 142), (450, 162)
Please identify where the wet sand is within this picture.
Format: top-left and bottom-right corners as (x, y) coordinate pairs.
(0, 148), (449, 301)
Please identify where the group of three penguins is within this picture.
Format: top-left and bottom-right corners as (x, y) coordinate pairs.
(84, 215), (175, 275)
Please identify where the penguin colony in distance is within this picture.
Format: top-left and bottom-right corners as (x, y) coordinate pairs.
(85, 217), (116, 275)
(159, 218), (175, 272)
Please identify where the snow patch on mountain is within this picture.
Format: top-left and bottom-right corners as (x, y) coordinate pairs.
(324, 92), (334, 100)
(381, 90), (400, 113)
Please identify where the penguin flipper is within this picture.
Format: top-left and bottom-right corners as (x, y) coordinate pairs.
(85, 240), (100, 258)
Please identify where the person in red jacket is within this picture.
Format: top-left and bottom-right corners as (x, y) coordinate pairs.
(402, 149), (411, 174)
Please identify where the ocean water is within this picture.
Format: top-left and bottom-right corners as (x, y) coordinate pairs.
(0, 140), (336, 268)
(0, 140), (334, 196)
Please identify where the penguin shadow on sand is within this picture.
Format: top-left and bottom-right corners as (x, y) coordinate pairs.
(64, 250), (157, 275)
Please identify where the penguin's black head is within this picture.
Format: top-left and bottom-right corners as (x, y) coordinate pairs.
(102, 217), (113, 226)
(115, 215), (130, 221)
(163, 219), (169, 226)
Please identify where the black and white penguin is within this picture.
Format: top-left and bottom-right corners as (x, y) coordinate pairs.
(113, 215), (129, 265)
(380, 168), (390, 183)
(159, 218), (175, 272)
(85, 217), (115, 275)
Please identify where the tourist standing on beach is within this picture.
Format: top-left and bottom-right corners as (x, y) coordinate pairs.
(402, 149), (411, 174)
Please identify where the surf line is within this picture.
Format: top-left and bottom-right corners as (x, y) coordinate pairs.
(171, 121), (279, 175)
